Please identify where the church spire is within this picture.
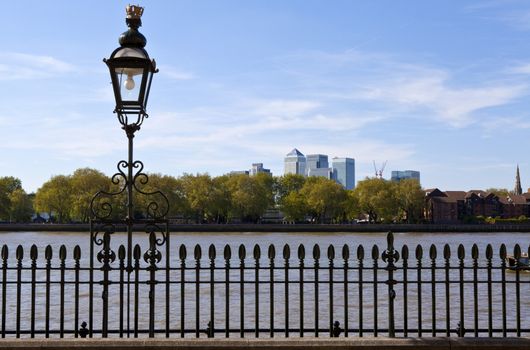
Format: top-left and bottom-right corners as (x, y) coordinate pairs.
(514, 164), (523, 195)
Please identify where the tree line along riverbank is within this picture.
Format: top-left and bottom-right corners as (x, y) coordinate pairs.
(1, 223), (530, 233)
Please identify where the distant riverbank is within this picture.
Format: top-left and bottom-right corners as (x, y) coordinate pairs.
(1, 223), (530, 232)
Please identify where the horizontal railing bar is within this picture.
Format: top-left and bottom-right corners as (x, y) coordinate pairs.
(4, 328), (530, 335)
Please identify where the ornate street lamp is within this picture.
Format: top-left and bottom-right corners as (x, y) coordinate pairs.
(104, 4), (157, 132)
(89, 5), (168, 337)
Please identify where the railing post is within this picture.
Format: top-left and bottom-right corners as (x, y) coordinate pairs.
(382, 232), (399, 338)
(97, 232), (116, 338)
(144, 231), (162, 338)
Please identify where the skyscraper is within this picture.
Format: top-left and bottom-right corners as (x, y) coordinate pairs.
(391, 170), (420, 183)
(306, 154), (332, 179)
(284, 148), (306, 176)
(306, 154), (329, 174)
(332, 157), (355, 190)
(251, 163), (271, 176)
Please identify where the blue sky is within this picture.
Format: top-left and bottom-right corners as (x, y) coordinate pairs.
(2, 1), (530, 192)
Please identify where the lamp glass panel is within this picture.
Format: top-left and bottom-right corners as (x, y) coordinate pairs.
(115, 67), (142, 103)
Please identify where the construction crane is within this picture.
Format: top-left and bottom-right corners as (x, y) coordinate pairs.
(373, 160), (387, 179)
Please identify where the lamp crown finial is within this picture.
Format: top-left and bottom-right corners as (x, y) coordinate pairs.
(126, 4), (144, 19)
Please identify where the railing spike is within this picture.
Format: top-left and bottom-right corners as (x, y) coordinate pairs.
(223, 245), (231, 260)
(371, 245), (379, 260)
(253, 244), (261, 260)
(118, 245), (126, 260)
(133, 244), (141, 260)
(443, 244), (451, 260)
(208, 244), (216, 260)
(59, 245), (67, 261)
(401, 245), (409, 260)
(387, 231), (394, 248)
(45, 245), (52, 260)
(297, 244), (306, 259)
(238, 244), (246, 260)
(514, 244), (521, 259)
(73, 245), (81, 260)
(457, 244), (465, 260)
(485, 244), (493, 260)
(30, 244), (38, 260)
(342, 244), (350, 260)
(499, 244), (507, 259)
(312, 244), (320, 260)
(415, 245), (423, 260)
(357, 245), (364, 260)
(471, 244), (479, 260)
(268, 244), (276, 259)
(1, 245), (7, 260)
(179, 244), (187, 260)
(194, 245), (202, 260)
(283, 244), (290, 259)
(429, 244), (437, 260)
(327, 245), (335, 260)
(16, 245), (24, 260)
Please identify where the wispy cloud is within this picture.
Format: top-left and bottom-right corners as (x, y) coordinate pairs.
(0, 52), (75, 80)
(280, 50), (527, 128)
(158, 65), (195, 80)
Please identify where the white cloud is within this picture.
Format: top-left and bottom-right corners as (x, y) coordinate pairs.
(297, 52), (528, 128)
(507, 62), (530, 74)
(158, 65), (195, 80)
(0, 52), (75, 80)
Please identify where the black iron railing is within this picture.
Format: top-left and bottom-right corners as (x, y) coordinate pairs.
(0, 232), (528, 338)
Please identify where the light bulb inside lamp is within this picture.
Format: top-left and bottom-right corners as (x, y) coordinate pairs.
(125, 74), (135, 90)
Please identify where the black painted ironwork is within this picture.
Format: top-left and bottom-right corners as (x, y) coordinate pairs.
(89, 4), (168, 341)
(0, 232), (528, 338)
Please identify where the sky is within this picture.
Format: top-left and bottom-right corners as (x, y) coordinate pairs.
(2, 1), (530, 193)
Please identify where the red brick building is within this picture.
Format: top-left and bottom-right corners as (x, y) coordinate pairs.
(425, 189), (530, 223)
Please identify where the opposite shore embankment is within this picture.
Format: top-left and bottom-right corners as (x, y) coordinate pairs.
(0, 223), (530, 233)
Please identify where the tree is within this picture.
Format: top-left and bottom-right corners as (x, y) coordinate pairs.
(276, 174), (307, 222)
(353, 178), (398, 223)
(70, 168), (110, 222)
(226, 174), (273, 223)
(0, 177), (30, 222)
(34, 175), (73, 223)
(485, 188), (510, 197)
(280, 191), (308, 222)
(394, 179), (424, 223)
(209, 175), (232, 223)
(135, 173), (188, 219)
(180, 173), (217, 223)
(8, 188), (33, 222)
(300, 177), (347, 223)
(275, 174), (306, 202)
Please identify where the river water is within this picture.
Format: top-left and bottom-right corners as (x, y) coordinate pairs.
(0, 231), (528, 337)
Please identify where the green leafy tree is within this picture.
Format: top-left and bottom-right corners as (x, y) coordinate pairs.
(394, 179), (424, 223)
(209, 175), (232, 223)
(280, 191), (308, 222)
(34, 175), (73, 223)
(135, 173), (188, 219)
(276, 174), (307, 221)
(485, 188), (510, 197)
(8, 188), (33, 222)
(226, 174), (273, 223)
(300, 177), (347, 223)
(70, 168), (110, 222)
(0, 177), (23, 220)
(275, 174), (306, 202)
(180, 173), (217, 223)
(353, 177), (398, 223)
